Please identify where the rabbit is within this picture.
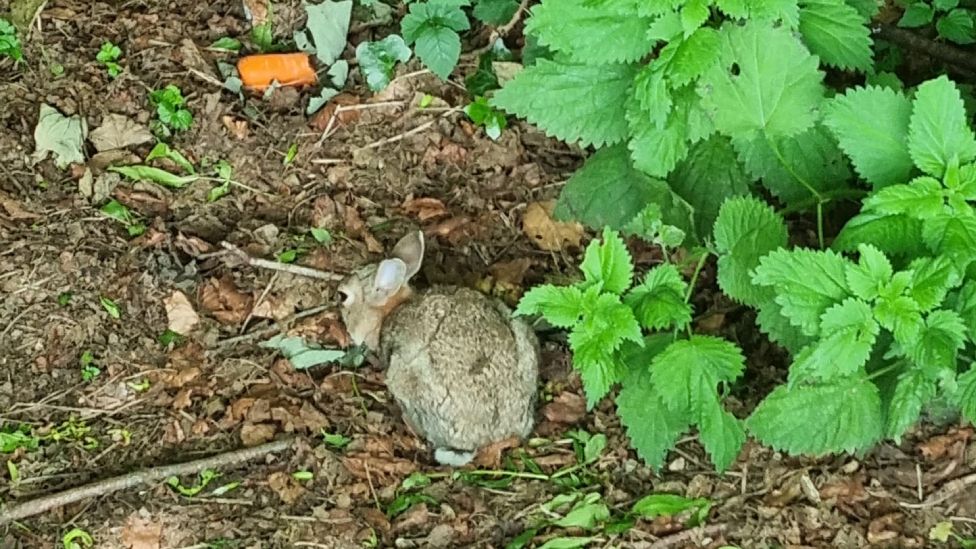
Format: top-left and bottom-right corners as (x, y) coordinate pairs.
(337, 230), (540, 466)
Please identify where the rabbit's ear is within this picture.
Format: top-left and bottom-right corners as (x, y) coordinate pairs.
(369, 258), (407, 304)
(391, 230), (425, 280)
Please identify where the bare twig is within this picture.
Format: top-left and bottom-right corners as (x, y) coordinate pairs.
(649, 524), (728, 549)
(0, 438), (295, 526)
(875, 24), (976, 76)
(220, 242), (343, 281)
(215, 304), (333, 348)
(355, 106), (463, 151)
(898, 472), (976, 509)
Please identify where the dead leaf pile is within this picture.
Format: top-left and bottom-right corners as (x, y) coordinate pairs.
(198, 276), (254, 324)
(522, 200), (584, 251)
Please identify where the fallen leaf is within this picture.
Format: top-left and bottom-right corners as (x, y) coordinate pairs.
(542, 392), (586, 424)
(523, 200), (584, 251)
(402, 197), (448, 221)
(174, 234), (213, 257)
(0, 195), (41, 220)
(308, 93), (361, 131)
(867, 513), (902, 543)
(163, 291), (200, 335)
(918, 427), (972, 461)
(88, 114), (153, 152)
(198, 276), (253, 324)
(393, 503), (429, 533)
(240, 422), (277, 446)
(473, 436), (520, 468)
(221, 115), (249, 140)
(489, 258), (533, 288)
(120, 513), (162, 549)
(425, 217), (469, 238)
(344, 206), (383, 253)
(242, 0), (269, 26)
(268, 471), (306, 504)
(250, 294), (297, 321)
(33, 104), (87, 169)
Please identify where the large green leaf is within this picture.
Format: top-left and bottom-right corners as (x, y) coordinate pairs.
(524, 0), (654, 63)
(798, 0), (873, 71)
(713, 195), (788, 307)
(908, 75), (976, 177)
(753, 248), (852, 336)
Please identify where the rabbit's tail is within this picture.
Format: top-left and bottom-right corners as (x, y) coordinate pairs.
(434, 448), (475, 467)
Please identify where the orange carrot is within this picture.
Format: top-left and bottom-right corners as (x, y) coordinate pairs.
(237, 53), (318, 91)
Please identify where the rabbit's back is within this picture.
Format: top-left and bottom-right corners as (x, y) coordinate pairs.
(379, 287), (538, 452)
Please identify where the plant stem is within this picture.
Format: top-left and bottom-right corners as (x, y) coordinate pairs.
(867, 361), (904, 381)
(765, 136), (823, 203)
(816, 202), (825, 250)
(778, 188), (868, 216)
(685, 251), (711, 304)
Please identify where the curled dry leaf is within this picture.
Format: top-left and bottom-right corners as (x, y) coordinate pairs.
(542, 392), (586, 424)
(402, 197), (448, 221)
(222, 115), (249, 140)
(522, 200), (584, 251)
(309, 93), (361, 131)
(918, 426), (972, 461)
(473, 436), (520, 468)
(198, 276), (253, 324)
(88, 114), (153, 153)
(120, 513), (163, 549)
(0, 195), (41, 220)
(174, 233), (213, 257)
(240, 422), (277, 446)
(344, 205), (383, 253)
(163, 290), (200, 335)
(268, 471), (307, 504)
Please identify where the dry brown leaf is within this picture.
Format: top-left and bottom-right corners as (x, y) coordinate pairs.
(120, 513), (162, 549)
(242, 0), (269, 26)
(222, 115), (249, 140)
(163, 291), (200, 335)
(198, 276), (253, 324)
(473, 436), (520, 468)
(489, 258), (533, 287)
(394, 503), (430, 533)
(426, 217), (469, 239)
(174, 234), (213, 257)
(402, 197), (448, 221)
(542, 392), (586, 424)
(867, 513), (902, 543)
(240, 422), (277, 446)
(309, 93), (361, 131)
(918, 427), (972, 461)
(0, 196), (41, 220)
(250, 295), (295, 321)
(268, 471), (306, 504)
(523, 201), (583, 251)
(344, 206), (383, 253)
(342, 454), (416, 484)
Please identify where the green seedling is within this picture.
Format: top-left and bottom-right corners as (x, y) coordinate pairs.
(100, 199), (146, 236)
(62, 528), (94, 549)
(57, 291), (72, 306)
(149, 84), (193, 134)
(167, 469), (220, 496)
(79, 351), (101, 382)
(930, 521), (976, 547)
(464, 96), (507, 140)
(208, 160), (233, 202)
(386, 472), (438, 518)
(292, 470), (314, 481)
(209, 37), (243, 52)
(146, 142), (195, 174)
(0, 426), (40, 453)
(310, 227), (332, 245)
(100, 296), (122, 318)
(159, 329), (184, 347)
(96, 41), (122, 77)
(284, 143), (299, 165)
(127, 379), (151, 392)
(0, 19), (22, 63)
(322, 430), (351, 449)
(211, 481), (241, 496)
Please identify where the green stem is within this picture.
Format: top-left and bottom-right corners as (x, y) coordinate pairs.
(816, 202), (825, 250)
(866, 361), (904, 381)
(685, 251), (711, 304)
(766, 136), (823, 203)
(778, 188), (868, 216)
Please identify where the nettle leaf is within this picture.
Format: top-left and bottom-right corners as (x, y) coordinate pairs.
(886, 367), (937, 441)
(516, 285), (584, 328)
(936, 8), (976, 45)
(617, 361), (688, 471)
(473, 0), (519, 24)
(753, 248), (851, 336)
(908, 75), (976, 177)
(714, 195), (788, 307)
(581, 227), (633, 294)
(650, 336), (745, 417)
(627, 97), (689, 178)
(846, 0), (880, 18)
(750, 0), (801, 25)
(699, 398), (746, 472)
(525, 0), (654, 64)
(921, 214), (976, 270)
(733, 124), (851, 205)
(908, 256), (961, 312)
(798, 0), (872, 71)
(663, 28), (722, 86)
(874, 293), (923, 345)
(680, 0), (711, 35)
(699, 21), (824, 140)
(831, 212), (927, 257)
(624, 264), (692, 330)
(631, 66), (671, 128)
(956, 367), (976, 426)
(790, 298), (879, 383)
(863, 177), (944, 218)
(747, 376), (883, 455)
(401, 0), (470, 79)
(824, 85), (913, 188)
(670, 135), (751, 239)
(907, 310), (967, 374)
(715, 0), (750, 18)
(954, 281), (976, 339)
(756, 300), (815, 353)
(356, 35), (412, 92)
(898, 2), (934, 27)
(571, 292), (642, 407)
(492, 60), (637, 148)
(845, 244), (893, 301)
(554, 145), (694, 237)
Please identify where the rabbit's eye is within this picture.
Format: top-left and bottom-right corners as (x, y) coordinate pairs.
(337, 290), (353, 307)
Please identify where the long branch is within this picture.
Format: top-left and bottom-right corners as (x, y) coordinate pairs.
(875, 24), (976, 75)
(0, 438), (295, 526)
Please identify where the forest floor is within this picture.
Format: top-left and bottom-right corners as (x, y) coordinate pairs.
(1, 0), (975, 547)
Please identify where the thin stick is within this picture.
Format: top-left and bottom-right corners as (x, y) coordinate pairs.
(220, 242), (343, 281)
(649, 524), (728, 549)
(215, 304), (332, 348)
(0, 438), (295, 526)
(355, 106), (463, 151)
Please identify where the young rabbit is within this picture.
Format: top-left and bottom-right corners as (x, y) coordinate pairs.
(337, 231), (539, 466)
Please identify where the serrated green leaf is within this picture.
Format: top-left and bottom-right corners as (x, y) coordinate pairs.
(831, 212), (927, 257)
(899, 3), (935, 27)
(525, 0), (654, 63)
(715, 0), (749, 17)
(515, 285), (584, 328)
(732, 124), (851, 205)
(664, 28), (722, 86)
(631, 66), (671, 128)
(670, 135), (751, 239)
(571, 292), (641, 407)
(714, 195), (788, 307)
(936, 8), (976, 44)
(699, 21), (824, 140)
(956, 367), (976, 425)
(863, 178), (944, 218)
(756, 299), (815, 353)
(798, 0), (873, 71)
(698, 398), (745, 472)
(680, 0), (710, 35)
(874, 294), (923, 345)
(823, 85), (914, 187)
(554, 145), (693, 238)
(492, 60), (637, 148)
(631, 493), (710, 520)
(580, 227), (633, 294)
(846, 0), (880, 18)
(845, 244), (893, 301)
(908, 256), (960, 312)
(908, 75), (976, 177)
(473, 0), (519, 24)
(921, 213), (976, 270)
(627, 102), (690, 179)
(356, 35), (412, 92)
(753, 248), (851, 336)
(414, 25), (461, 79)
(907, 309), (966, 374)
(109, 165), (199, 188)
(886, 367), (937, 440)
(747, 377), (883, 455)
(650, 336), (745, 417)
(790, 298), (879, 383)
(624, 264), (691, 330)
(749, 0), (801, 25)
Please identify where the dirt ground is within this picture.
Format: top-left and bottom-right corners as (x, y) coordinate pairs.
(1, 1), (976, 548)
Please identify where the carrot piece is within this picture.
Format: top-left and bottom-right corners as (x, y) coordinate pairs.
(237, 53), (318, 91)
